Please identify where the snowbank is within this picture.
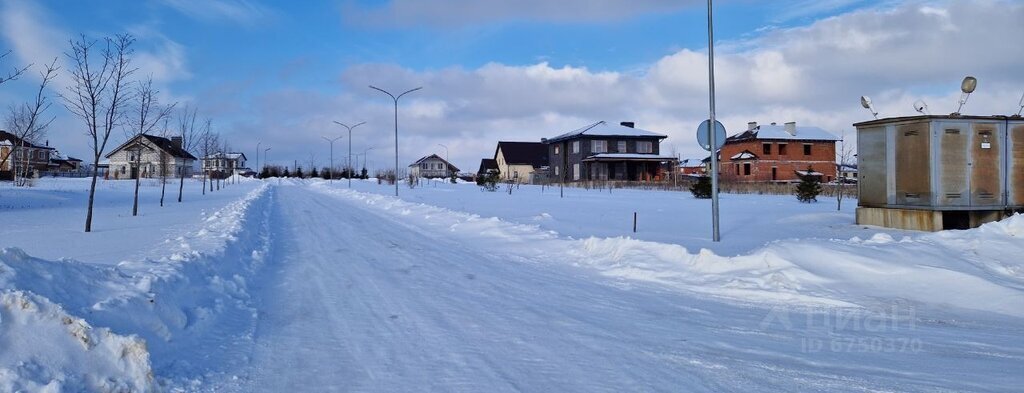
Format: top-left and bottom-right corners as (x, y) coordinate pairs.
(0, 183), (272, 389)
(313, 183), (1024, 318)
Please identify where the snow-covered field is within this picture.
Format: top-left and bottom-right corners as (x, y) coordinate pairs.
(1, 178), (1022, 392)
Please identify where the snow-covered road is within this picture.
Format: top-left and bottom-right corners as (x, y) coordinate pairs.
(210, 184), (1022, 392)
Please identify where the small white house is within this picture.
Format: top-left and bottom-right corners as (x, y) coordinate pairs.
(408, 154), (459, 178)
(202, 152), (249, 179)
(105, 134), (196, 179)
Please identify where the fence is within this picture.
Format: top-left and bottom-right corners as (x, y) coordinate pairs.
(544, 178), (857, 198)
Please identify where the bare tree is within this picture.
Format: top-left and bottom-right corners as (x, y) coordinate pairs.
(157, 116), (172, 206)
(2, 59), (58, 186)
(0, 50), (29, 87)
(199, 120), (218, 195)
(175, 105), (201, 203)
(124, 77), (174, 216)
(836, 130), (855, 211)
(62, 34), (136, 232)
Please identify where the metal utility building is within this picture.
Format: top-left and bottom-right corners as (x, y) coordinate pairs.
(853, 115), (1024, 231)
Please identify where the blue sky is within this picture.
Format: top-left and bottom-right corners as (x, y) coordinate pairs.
(1, 0), (1022, 171)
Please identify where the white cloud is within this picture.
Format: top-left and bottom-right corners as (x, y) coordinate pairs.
(343, 0), (698, 28)
(159, 0), (274, 26)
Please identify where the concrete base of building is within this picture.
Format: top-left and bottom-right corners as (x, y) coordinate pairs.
(856, 207), (1007, 231)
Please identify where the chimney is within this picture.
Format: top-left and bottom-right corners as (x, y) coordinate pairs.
(784, 121), (797, 136)
(171, 136), (183, 149)
(747, 122), (758, 131)
(620, 121), (635, 128)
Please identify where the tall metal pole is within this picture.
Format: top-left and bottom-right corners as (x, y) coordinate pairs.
(369, 85), (422, 196)
(333, 121), (365, 188)
(256, 141), (261, 178)
(438, 143), (449, 179)
(322, 135), (343, 183)
(707, 0), (721, 242)
(363, 147), (375, 174)
(263, 147), (271, 177)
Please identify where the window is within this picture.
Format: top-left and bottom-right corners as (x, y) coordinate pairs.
(592, 140), (607, 153)
(762, 143), (771, 155)
(573, 163), (580, 180)
(803, 144), (812, 156)
(778, 144), (788, 155)
(743, 163), (751, 176)
(554, 145), (560, 155)
(571, 141), (580, 154)
(554, 166), (559, 176)
(637, 141), (653, 153)
(617, 141), (627, 153)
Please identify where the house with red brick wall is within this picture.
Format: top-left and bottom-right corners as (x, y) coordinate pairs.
(718, 122), (839, 183)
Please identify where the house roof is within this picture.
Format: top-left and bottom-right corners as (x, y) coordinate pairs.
(544, 121), (667, 144)
(106, 134), (197, 160)
(204, 152), (247, 160)
(409, 154), (460, 172)
(679, 158), (704, 168)
(478, 158), (498, 174)
(495, 141), (548, 167)
(730, 150), (758, 160)
(0, 130), (55, 149)
(726, 124), (839, 143)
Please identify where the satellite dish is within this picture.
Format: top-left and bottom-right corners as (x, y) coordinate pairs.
(914, 100), (930, 115)
(953, 75), (978, 115)
(860, 96), (878, 119)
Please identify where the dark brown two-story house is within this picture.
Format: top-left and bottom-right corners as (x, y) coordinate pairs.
(542, 121), (677, 182)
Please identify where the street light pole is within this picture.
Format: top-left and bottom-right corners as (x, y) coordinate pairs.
(332, 121), (366, 188)
(263, 147), (271, 178)
(362, 147), (375, 175)
(369, 85), (422, 196)
(437, 143), (449, 179)
(707, 0), (721, 242)
(321, 135), (343, 183)
(256, 141), (261, 178)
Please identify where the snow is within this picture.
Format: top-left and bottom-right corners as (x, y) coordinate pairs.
(1, 177), (1023, 391)
(739, 124), (840, 141)
(546, 121), (666, 142)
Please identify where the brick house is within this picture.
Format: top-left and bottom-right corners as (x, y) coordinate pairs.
(719, 122), (839, 182)
(0, 130), (56, 178)
(106, 134), (197, 180)
(543, 121), (678, 182)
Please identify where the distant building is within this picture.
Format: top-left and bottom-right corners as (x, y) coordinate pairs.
(105, 134), (197, 179)
(477, 158), (498, 179)
(0, 130), (55, 178)
(679, 158), (706, 176)
(542, 121), (677, 182)
(409, 154), (459, 178)
(202, 152), (249, 179)
(493, 141), (548, 183)
(837, 163), (858, 183)
(853, 115), (1024, 231)
(719, 122), (839, 183)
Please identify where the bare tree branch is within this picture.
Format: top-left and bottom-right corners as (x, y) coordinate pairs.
(0, 50), (30, 86)
(2, 58), (60, 185)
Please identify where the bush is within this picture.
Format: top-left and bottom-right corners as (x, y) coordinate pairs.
(689, 176), (712, 199)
